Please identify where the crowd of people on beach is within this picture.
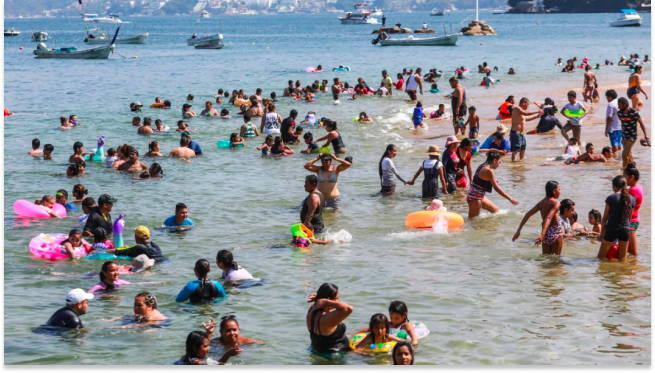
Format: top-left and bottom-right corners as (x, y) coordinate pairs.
(21, 52), (649, 364)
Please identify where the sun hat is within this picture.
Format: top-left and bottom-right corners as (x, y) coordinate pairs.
(445, 135), (461, 147)
(130, 254), (155, 273)
(496, 124), (509, 134)
(426, 145), (440, 156)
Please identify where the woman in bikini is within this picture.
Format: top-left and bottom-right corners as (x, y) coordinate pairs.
(466, 152), (518, 218)
(512, 181), (564, 255)
(628, 65), (648, 111)
(303, 153), (352, 210)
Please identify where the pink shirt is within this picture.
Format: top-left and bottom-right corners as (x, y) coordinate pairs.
(88, 279), (131, 294)
(629, 184), (643, 223)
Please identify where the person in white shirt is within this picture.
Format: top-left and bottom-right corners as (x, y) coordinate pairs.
(216, 250), (254, 282)
(604, 89), (622, 154)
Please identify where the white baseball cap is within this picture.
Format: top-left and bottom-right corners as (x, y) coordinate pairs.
(66, 288), (94, 305)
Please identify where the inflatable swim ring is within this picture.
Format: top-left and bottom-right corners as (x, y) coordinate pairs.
(563, 109), (585, 118)
(217, 140), (244, 149)
(29, 233), (90, 260)
(233, 99), (251, 107)
(405, 211), (464, 230)
(150, 103), (164, 108)
(306, 67), (322, 73)
(86, 252), (132, 261)
(390, 321), (430, 340)
(350, 333), (396, 353)
(84, 136), (106, 162)
(429, 88), (440, 93)
(334, 66), (350, 72)
(14, 200), (67, 218)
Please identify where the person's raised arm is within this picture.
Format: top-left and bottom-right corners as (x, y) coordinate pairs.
(304, 156), (321, 172)
(310, 298), (353, 332)
(332, 154), (351, 172)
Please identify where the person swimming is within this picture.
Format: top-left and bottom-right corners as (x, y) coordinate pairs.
(176, 259), (227, 304)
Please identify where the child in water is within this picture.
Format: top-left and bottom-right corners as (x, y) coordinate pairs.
(430, 104), (447, 119)
(429, 83), (439, 93)
(220, 109), (231, 118)
(512, 181), (564, 255)
(351, 301), (420, 345)
(270, 137), (294, 156)
(582, 209), (602, 237)
(62, 229), (92, 260)
(55, 190), (76, 211)
(412, 101), (426, 129)
(91, 227), (114, 252)
(293, 127), (304, 143)
(257, 135), (274, 155)
(465, 106), (479, 139)
(72, 184), (88, 203)
(564, 138), (581, 158)
(426, 199), (447, 211)
(560, 199), (576, 240)
(301, 132), (318, 154)
(569, 212), (586, 234)
(292, 222), (332, 248)
(43, 144), (54, 160)
(105, 148), (118, 168)
(358, 112), (373, 123)
(229, 133), (246, 148)
(240, 114), (260, 138)
(353, 313), (404, 353)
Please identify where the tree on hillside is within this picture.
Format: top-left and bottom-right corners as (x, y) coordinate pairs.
(162, 0), (196, 15)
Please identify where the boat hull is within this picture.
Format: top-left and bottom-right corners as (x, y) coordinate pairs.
(85, 33), (148, 44)
(379, 33), (461, 46)
(609, 19), (642, 27)
(34, 45), (113, 59)
(339, 18), (378, 24)
(187, 34), (222, 45)
(195, 43), (225, 49)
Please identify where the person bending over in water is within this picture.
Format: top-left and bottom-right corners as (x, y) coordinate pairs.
(513, 181), (563, 255)
(117, 149), (148, 173)
(292, 222), (333, 247)
(169, 136), (196, 158)
(466, 152), (518, 218)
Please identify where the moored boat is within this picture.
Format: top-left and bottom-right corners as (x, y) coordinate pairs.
(373, 32), (461, 46)
(610, 9), (642, 27)
(338, 12), (378, 24)
(4, 28), (20, 36)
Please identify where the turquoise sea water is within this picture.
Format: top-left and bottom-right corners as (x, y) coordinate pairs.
(3, 12), (651, 365)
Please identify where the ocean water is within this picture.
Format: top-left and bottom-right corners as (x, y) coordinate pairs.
(3, 12), (651, 365)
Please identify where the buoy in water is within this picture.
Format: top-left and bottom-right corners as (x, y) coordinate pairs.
(19, 47), (23, 50)
(132, 55), (138, 59)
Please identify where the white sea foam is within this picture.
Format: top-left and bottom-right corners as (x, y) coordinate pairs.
(325, 229), (352, 244)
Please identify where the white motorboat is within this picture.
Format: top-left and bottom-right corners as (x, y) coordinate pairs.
(4, 28), (20, 36)
(31, 31), (49, 41)
(370, 7), (383, 16)
(82, 13), (123, 23)
(338, 12), (378, 24)
(373, 32), (461, 46)
(188, 33), (223, 46)
(610, 9), (642, 27)
(201, 10), (210, 18)
(430, 8), (450, 16)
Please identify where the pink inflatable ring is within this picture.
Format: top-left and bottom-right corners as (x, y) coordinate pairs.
(29, 233), (91, 260)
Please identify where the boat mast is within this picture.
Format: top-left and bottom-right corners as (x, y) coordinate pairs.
(475, 0), (478, 21)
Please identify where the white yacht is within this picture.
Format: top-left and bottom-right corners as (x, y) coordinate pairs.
(338, 12), (378, 24)
(82, 14), (123, 24)
(31, 31), (49, 41)
(610, 9), (642, 27)
(370, 7), (383, 15)
(201, 10), (210, 18)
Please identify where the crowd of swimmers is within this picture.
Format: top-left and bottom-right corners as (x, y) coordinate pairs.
(24, 52), (649, 365)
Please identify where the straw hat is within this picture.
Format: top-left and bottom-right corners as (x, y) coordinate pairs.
(496, 124), (509, 134)
(426, 145), (440, 156)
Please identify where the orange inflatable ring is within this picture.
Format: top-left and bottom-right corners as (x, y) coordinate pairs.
(150, 103), (164, 108)
(405, 211), (464, 230)
(233, 98), (251, 107)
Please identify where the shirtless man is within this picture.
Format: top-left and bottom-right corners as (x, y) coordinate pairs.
(513, 181), (563, 255)
(138, 117), (154, 135)
(582, 65), (597, 104)
(69, 142), (88, 163)
(405, 67), (423, 101)
(169, 136), (196, 158)
(449, 77), (467, 130)
(132, 116), (141, 127)
(29, 138), (43, 156)
(283, 80), (295, 97)
(331, 78), (341, 96)
(628, 65), (648, 111)
(482, 62), (491, 74)
(117, 149), (148, 173)
(510, 98), (542, 162)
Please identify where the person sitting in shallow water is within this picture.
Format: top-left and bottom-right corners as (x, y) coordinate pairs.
(564, 143), (611, 164)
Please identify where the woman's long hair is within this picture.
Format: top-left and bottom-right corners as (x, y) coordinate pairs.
(379, 144), (396, 184)
(612, 175), (631, 222)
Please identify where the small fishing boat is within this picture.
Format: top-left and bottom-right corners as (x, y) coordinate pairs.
(195, 42), (224, 49)
(34, 27), (119, 59)
(338, 12), (378, 24)
(609, 9), (642, 27)
(84, 28), (148, 44)
(188, 33), (223, 45)
(373, 32), (461, 46)
(31, 31), (49, 41)
(4, 28), (20, 36)
(370, 7), (383, 16)
(201, 10), (210, 18)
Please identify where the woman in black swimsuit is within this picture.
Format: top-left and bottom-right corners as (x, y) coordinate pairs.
(315, 120), (347, 154)
(306, 283), (353, 354)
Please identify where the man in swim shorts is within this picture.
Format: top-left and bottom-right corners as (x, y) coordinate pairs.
(45, 289), (93, 329)
(405, 68), (422, 101)
(510, 97), (542, 161)
(604, 89), (622, 154)
(449, 77), (466, 129)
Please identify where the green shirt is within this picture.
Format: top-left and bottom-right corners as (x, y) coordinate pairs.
(381, 76), (393, 91)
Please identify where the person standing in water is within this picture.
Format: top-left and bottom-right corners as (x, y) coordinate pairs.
(304, 153), (351, 210)
(628, 65), (648, 111)
(597, 176), (636, 261)
(510, 97), (542, 162)
(617, 97), (648, 169)
(306, 283), (353, 354)
(404, 68), (423, 101)
(604, 89), (622, 155)
(582, 65), (597, 104)
(408, 145), (447, 198)
(449, 77), (467, 129)
(379, 144), (411, 195)
(301, 175), (325, 233)
(512, 181), (564, 255)
(466, 152), (519, 219)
